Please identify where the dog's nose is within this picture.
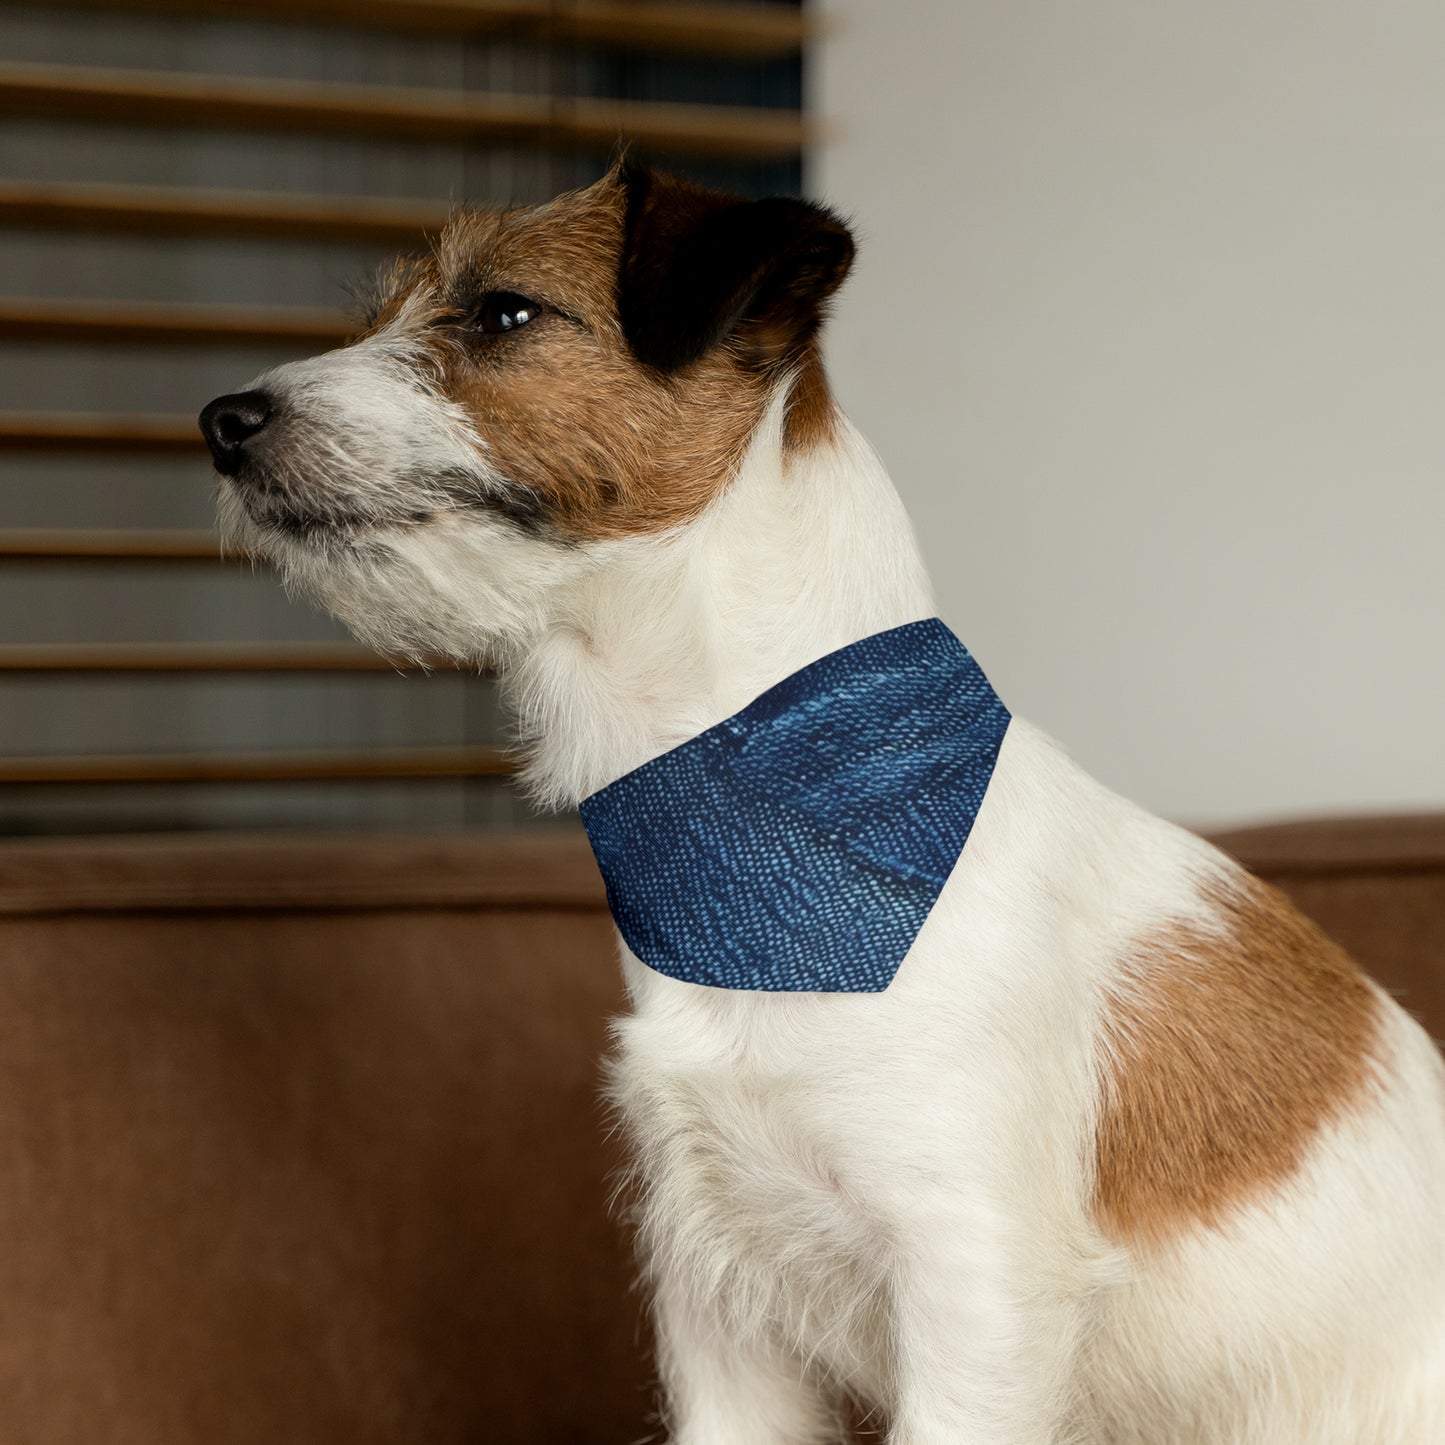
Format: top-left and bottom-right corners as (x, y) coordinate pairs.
(199, 390), (273, 475)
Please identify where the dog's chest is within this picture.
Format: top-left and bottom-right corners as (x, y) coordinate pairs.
(612, 997), (892, 1388)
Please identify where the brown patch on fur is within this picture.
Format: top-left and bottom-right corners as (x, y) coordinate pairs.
(368, 177), (769, 541)
(367, 170), (846, 541)
(782, 343), (839, 454)
(1093, 872), (1381, 1247)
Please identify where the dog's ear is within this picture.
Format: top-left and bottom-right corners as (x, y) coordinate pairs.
(617, 162), (855, 374)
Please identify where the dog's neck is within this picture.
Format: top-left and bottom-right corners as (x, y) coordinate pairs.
(501, 394), (937, 810)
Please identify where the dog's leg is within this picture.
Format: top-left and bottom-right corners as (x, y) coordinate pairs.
(882, 1219), (1093, 1445)
(654, 1276), (844, 1445)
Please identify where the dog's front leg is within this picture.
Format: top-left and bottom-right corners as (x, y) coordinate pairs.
(883, 1209), (1092, 1445)
(653, 1274), (844, 1445)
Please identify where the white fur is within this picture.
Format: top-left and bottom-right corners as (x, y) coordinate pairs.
(220, 345), (1445, 1444)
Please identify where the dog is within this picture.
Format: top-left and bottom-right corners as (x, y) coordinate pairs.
(200, 162), (1445, 1444)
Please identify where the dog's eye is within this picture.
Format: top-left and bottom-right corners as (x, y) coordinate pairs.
(472, 292), (543, 334)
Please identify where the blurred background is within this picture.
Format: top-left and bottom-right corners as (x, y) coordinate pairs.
(0, 0), (803, 837)
(820, 1), (1445, 828)
(2, 0), (1442, 838)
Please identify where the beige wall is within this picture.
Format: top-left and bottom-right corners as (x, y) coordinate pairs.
(814, 1), (1445, 827)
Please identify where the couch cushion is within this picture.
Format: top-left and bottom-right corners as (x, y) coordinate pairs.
(0, 831), (647, 1445)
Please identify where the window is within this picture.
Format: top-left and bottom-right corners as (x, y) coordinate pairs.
(0, 0), (808, 834)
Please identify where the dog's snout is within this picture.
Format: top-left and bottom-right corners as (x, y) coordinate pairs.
(199, 390), (273, 475)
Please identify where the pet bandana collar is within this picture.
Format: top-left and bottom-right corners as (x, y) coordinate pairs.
(579, 618), (1010, 993)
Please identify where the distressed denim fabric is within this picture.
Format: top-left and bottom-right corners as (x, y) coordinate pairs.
(579, 619), (1011, 992)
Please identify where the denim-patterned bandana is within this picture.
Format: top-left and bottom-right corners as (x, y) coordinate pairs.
(579, 619), (1010, 992)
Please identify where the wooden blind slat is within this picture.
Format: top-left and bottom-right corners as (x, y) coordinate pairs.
(0, 297), (353, 348)
(0, 413), (203, 450)
(545, 0), (810, 58)
(0, 412), (202, 452)
(0, 180), (448, 244)
(0, 745), (513, 783)
(0, 62), (812, 161)
(0, 643), (428, 672)
(0, 529), (227, 561)
(0, 0), (810, 58)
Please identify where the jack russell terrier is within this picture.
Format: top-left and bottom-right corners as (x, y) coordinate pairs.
(200, 162), (1445, 1444)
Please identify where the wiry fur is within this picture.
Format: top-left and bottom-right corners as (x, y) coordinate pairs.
(205, 168), (1445, 1443)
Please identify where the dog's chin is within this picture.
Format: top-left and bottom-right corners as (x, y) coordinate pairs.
(216, 466), (424, 545)
(214, 482), (423, 651)
(215, 477), (576, 668)
(215, 479), (276, 558)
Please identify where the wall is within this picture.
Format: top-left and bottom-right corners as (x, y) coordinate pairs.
(813, 1), (1445, 827)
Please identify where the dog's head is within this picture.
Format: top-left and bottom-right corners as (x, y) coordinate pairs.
(200, 163), (854, 661)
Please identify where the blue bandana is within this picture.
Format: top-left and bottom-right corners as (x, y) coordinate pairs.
(579, 619), (1010, 992)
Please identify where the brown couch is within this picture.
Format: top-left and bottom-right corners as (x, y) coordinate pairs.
(0, 817), (1440, 1443)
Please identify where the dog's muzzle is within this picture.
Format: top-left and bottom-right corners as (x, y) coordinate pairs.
(199, 390), (274, 476)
